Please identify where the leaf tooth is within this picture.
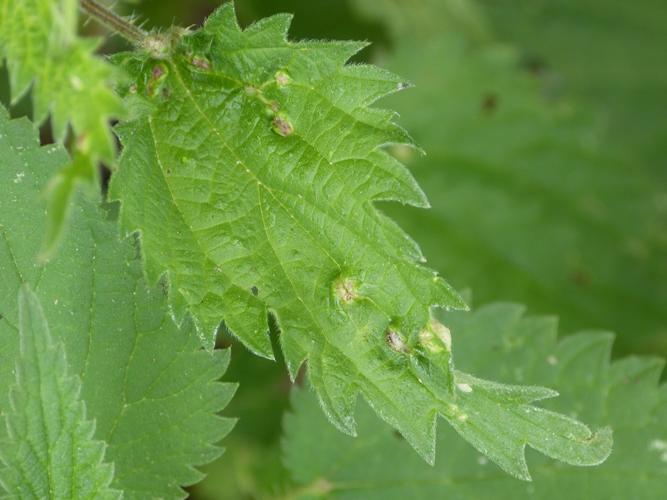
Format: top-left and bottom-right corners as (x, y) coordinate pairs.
(380, 120), (418, 151)
(607, 356), (666, 423)
(366, 152), (429, 208)
(338, 64), (411, 106)
(217, 289), (273, 359)
(610, 356), (665, 388)
(551, 331), (614, 386)
(353, 370), (439, 465)
(279, 324), (310, 381)
(215, 342), (233, 373)
(430, 276), (468, 311)
(1, 113), (41, 150)
(527, 415), (614, 468)
(202, 2), (240, 33)
(367, 393), (438, 465)
(243, 13), (294, 42)
(456, 372), (559, 404)
(308, 348), (359, 436)
(442, 396), (532, 481)
(294, 40), (370, 68)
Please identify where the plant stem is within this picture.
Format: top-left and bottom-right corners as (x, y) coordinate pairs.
(79, 0), (147, 44)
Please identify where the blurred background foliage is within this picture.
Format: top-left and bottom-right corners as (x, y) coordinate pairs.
(2, 0), (664, 497)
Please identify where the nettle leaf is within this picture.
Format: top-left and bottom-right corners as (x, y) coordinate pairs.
(0, 0), (123, 255)
(284, 303), (667, 499)
(0, 286), (120, 499)
(110, 3), (454, 354)
(0, 111), (235, 498)
(109, 5), (610, 477)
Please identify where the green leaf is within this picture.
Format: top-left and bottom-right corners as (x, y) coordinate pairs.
(109, 4), (610, 476)
(0, 110), (235, 498)
(362, 10), (667, 355)
(283, 303), (666, 498)
(0, 0), (124, 256)
(0, 286), (120, 499)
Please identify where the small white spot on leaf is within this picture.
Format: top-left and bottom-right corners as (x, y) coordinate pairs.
(69, 75), (83, 91)
(649, 439), (667, 462)
(457, 383), (473, 393)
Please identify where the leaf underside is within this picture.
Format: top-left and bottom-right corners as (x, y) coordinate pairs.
(0, 110), (235, 498)
(110, 4), (611, 478)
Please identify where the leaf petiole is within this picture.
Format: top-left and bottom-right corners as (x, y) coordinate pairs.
(79, 0), (147, 44)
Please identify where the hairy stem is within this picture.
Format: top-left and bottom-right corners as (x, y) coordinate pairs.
(79, 0), (147, 44)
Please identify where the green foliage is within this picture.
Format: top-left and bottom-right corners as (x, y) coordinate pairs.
(0, 0), (124, 255)
(357, 4), (667, 356)
(0, 286), (120, 499)
(108, 4), (612, 477)
(110, 3), (458, 352)
(481, 0), (667, 177)
(0, 0), (663, 496)
(353, 0), (489, 41)
(0, 111), (234, 498)
(283, 303), (667, 499)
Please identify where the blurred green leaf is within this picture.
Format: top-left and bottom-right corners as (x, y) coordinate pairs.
(353, 0), (489, 41)
(0, 286), (120, 499)
(0, 110), (235, 498)
(0, 0), (124, 257)
(481, 0), (667, 181)
(283, 303), (667, 499)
